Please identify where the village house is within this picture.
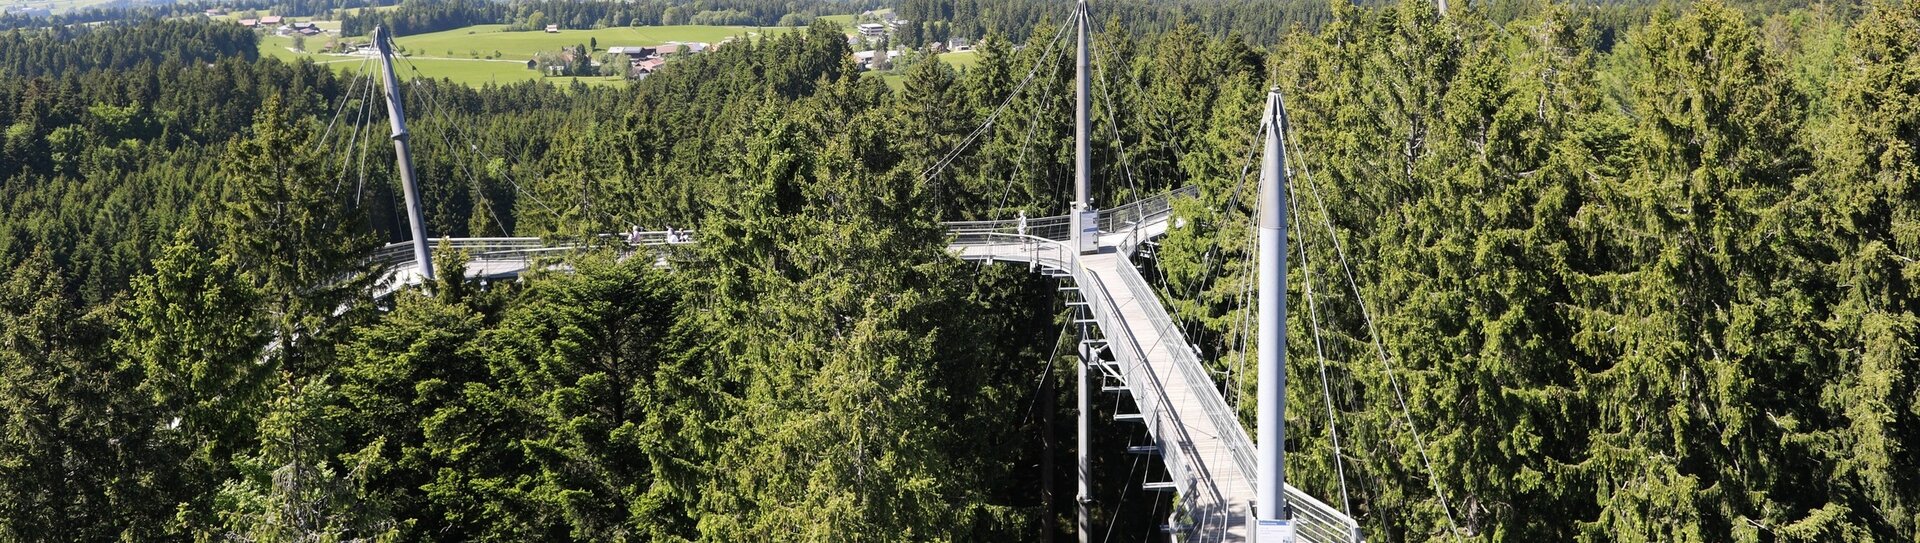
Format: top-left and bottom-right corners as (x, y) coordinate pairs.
(649, 42), (708, 56)
(260, 15), (283, 25)
(857, 23), (886, 38)
(629, 57), (667, 79)
(544, 24), (560, 33)
(606, 46), (657, 58)
(852, 49), (903, 70)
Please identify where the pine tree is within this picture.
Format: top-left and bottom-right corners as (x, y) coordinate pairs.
(218, 95), (379, 378)
(1806, 0), (1920, 539)
(114, 228), (271, 531)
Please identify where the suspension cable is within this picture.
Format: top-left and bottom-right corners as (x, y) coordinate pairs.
(981, 12), (1075, 228)
(919, 10), (1076, 186)
(395, 54), (570, 235)
(1280, 94), (1461, 536)
(1285, 151), (1354, 517)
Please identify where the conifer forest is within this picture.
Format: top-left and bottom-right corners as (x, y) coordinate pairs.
(0, 0), (1917, 541)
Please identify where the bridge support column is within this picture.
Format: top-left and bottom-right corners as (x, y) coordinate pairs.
(1042, 350), (1056, 543)
(373, 26), (433, 281)
(1076, 324), (1093, 543)
(1073, 1), (1096, 538)
(1255, 88), (1292, 537)
(1071, 0), (1096, 255)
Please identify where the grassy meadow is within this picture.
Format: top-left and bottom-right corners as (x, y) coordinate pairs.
(252, 19), (977, 89)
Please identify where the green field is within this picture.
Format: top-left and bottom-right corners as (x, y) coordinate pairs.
(939, 51), (980, 70)
(391, 24), (796, 57)
(867, 51), (981, 91)
(28, 0), (120, 15)
(257, 22), (975, 89)
(257, 23), (808, 87)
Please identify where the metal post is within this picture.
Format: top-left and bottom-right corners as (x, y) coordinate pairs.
(374, 26), (434, 281)
(1076, 325), (1093, 543)
(1042, 344), (1057, 543)
(1071, 0), (1096, 254)
(1256, 88), (1290, 527)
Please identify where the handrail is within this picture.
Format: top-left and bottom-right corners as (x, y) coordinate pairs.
(1074, 260), (1230, 530)
(1110, 258), (1258, 482)
(1111, 255), (1361, 542)
(937, 185), (1196, 242)
(371, 231), (694, 269)
(947, 232), (1074, 272)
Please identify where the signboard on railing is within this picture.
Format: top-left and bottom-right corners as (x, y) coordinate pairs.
(1255, 519), (1296, 542)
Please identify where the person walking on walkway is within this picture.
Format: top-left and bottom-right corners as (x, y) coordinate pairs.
(1016, 210), (1031, 251)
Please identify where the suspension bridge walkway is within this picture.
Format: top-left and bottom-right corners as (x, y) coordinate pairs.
(370, 187), (1360, 542)
(349, 0), (1375, 534)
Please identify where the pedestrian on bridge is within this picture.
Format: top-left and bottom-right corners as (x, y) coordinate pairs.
(1016, 210), (1029, 251)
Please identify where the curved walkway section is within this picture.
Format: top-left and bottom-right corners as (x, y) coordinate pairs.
(372, 188), (1360, 542)
(949, 192), (1359, 543)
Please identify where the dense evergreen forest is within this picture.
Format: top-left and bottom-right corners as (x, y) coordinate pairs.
(1, 0), (1918, 541)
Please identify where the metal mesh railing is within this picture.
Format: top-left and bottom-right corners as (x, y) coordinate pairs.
(371, 231), (694, 270)
(1076, 267), (1237, 536)
(1110, 249), (1360, 543)
(1099, 185), (1198, 233)
(946, 232), (1074, 272)
(939, 185), (1197, 242)
(1111, 253), (1259, 482)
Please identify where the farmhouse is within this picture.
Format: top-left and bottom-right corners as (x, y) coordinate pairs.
(606, 46), (657, 58)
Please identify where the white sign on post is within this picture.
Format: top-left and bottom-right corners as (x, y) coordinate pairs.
(1078, 210), (1099, 253)
(1256, 519), (1296, 543)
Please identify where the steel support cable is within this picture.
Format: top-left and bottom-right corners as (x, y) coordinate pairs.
(1003, 29), (1071, 214)
(356, 68), (378, 209)
(1087, 15), (1222, 359)
(1285, 160), (1355, 517)
(321, 57), (373, 196)
(1091, 31), (1213, 361)
(918, 11), (1075, 186)
(971, 29), (1070, 270)
(986, 14), (1073, 219)
(312, 59), (375, 251)
(1086, 40), (1140, 210)
(1089, 24), (1211, 372)
(970, 20), (1073, 271)
(1098, 13), (1259, 349)
(398, 57), (579, 235)
(1099, 445), (1148, 543)
(1168, 122), (1261, 405)
(1167, 118), (1262, 348)
(401, 63), (508, 238)
(1140, 483), (1163, 543)
(393, 55), (568, 236)
(1230, 221), (1257, 410)
(1280, 96), (1461, 537)
(337, 62), (375, 200)
(1023, 314), (1078, 423)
